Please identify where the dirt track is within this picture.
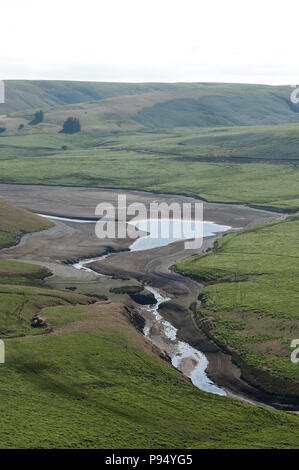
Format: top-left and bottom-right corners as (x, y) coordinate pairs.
(0, 183), (290, 408)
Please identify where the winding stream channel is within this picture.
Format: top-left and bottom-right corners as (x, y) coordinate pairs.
(40, 213), (230, 396)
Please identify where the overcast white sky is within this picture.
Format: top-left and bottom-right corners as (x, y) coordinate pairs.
(1, 0), (299, 84)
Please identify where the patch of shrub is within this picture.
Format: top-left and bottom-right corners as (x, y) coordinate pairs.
(29, 110), (44, 125)
(60, 117), (81, 134)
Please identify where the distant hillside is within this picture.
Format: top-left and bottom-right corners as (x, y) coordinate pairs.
(0, 80), (183, 114)
(136, 92), (299, 127)
(1, 81), (299, 129)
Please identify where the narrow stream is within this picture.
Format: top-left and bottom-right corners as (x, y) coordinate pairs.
(72, 254), (110, 274)
(40, 213), (227, 396)
(143, 286), (226, 396)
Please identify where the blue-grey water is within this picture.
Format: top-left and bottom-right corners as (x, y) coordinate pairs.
(144, 286), (226, 396)
(129, 218), (230, 251)
(38, 214), (96, 223)
(39, 214), (230, 252)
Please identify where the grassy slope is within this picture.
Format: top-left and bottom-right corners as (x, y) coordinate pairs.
(175, 214), (299, 396)
(1, 80), (182, 114)
(0, 201), (94, 337)
(0, 200), (54, 248)
(0, 280), (95, 337)
(136, 92), (299, 127)
(1, 225), (298, 449)
(0, 259), (51, 286)
(1, 300), (299, 449)
(2, 82), (299, 131)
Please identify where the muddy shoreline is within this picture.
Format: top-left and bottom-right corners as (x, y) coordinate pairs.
(0, 183), (292, 409)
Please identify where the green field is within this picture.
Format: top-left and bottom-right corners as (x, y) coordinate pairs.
(2, 300), (299, 449)
(0, 200), (53, 248)
(1, 123), (299, 210)
(0, 259), (51, 286)
(175, 214), (299, 396)
(0, 259), (94, 338)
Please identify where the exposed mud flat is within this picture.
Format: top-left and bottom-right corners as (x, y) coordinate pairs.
(0, 183), (282, 227)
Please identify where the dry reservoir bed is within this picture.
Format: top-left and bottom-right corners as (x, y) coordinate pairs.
(0, 183), (287, 408)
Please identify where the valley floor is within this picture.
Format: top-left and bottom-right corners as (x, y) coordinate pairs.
(0, 184), (294, 410)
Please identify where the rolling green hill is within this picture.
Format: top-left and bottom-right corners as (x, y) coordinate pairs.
(1, 81), (299, 131)
(136, 93), (299, 128)
(1, 80), (180, 114)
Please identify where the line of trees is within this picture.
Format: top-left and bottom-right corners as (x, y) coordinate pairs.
(2, 111), (82, 135)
